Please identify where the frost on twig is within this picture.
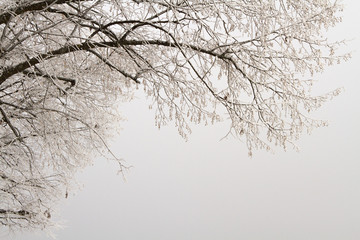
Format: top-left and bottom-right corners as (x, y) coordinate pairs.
(0, 0), (348, 231)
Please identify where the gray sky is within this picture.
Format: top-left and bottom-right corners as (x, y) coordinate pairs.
(4, 1), (360, 239)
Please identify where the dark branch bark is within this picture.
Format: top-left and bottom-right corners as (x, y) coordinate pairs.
(22, 69), (76, 86)
(0, 0), (88, 25)
(0, 209), (30, 216)
(0, 39), (222, 86)
(0, 106), (21, 139)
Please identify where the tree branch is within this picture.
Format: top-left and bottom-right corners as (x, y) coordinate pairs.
(0, 106), (21, 139)
(0, 39), (223, 85)
(22, 69), (76, 86)
(86, 49), (140, 84)
(0, 0), (88, 25)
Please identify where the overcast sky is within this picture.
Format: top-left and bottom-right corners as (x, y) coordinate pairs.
(4, 1), (360, 239)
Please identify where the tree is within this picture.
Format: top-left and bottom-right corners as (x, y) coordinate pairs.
(0, 0), (348, 231)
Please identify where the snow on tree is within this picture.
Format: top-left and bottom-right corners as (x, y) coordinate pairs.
(0, 0), (349, 231)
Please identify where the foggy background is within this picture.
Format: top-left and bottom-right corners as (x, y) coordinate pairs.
(4, 1), (360, 239)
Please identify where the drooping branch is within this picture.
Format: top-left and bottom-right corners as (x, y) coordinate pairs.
(86, 49), (140, 84)
(0, 38), (225, 85)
